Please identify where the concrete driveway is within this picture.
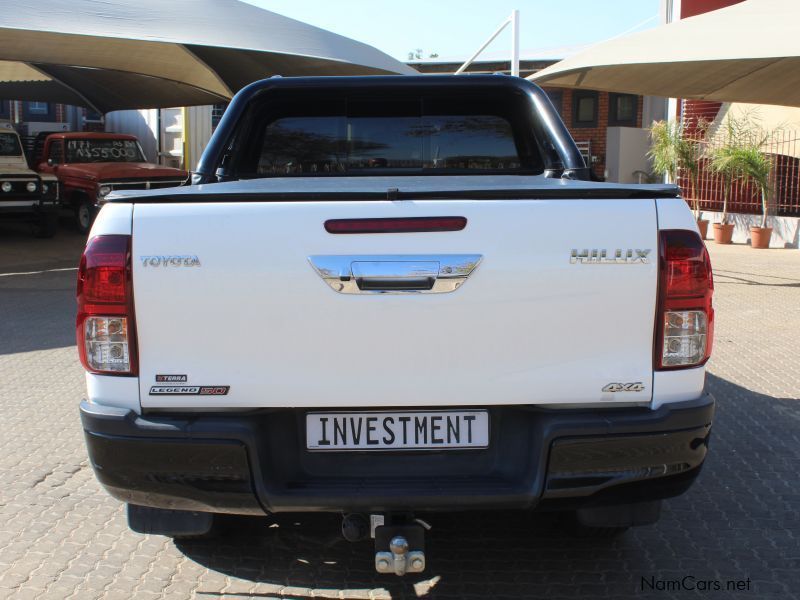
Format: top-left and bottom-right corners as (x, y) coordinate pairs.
(0, 224), (798, 599)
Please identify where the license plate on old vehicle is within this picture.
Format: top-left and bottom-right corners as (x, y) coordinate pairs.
(305, 410), (489, 451)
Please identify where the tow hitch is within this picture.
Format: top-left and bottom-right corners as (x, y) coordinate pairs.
(374, 522), (426, 575)
(342, 513), (427, 575)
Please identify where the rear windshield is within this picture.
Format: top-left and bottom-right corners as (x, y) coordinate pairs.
(234, 93), (543, 178)
(65, 139), (144, 163)
(0, 132), (22, 157)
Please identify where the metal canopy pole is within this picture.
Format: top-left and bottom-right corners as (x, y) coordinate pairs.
(455, 10), (520, 75)
(510, 9), (520, 77)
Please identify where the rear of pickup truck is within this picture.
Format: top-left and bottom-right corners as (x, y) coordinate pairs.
(77, 75), (713, 569)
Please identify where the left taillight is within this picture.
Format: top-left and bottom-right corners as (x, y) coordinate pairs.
(655, 229), (714, 370)
(76, 234), (138, 375)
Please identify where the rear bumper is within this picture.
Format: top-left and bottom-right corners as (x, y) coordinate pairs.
(80, 395), (714, 514)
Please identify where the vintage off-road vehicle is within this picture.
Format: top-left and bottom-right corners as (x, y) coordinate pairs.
(0, 121), (59, 237)
(36, 132), (186, 233)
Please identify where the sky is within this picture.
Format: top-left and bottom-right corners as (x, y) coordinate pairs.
(244, 0), (661, 63)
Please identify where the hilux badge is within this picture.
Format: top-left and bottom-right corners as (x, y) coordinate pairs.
(570, 249), (650, 264)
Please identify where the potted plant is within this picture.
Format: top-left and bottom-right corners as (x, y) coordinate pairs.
(706, 117), (750, 245)
(648, 120), (708, 237)
(707, 116), (773, 246)
(735, 140), (773, 249)
(707, 142), (737, 244)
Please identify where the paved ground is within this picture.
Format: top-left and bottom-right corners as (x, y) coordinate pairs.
(0, 221), (798, 599)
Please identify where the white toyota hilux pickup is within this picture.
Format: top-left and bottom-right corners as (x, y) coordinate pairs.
(78, 75), (714, 575)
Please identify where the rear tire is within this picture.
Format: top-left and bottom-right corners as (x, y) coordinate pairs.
(75, 198), (95, 234)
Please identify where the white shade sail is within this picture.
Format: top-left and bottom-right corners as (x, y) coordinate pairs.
(0, 0), (416, 113)
(529, 0), (800, 107)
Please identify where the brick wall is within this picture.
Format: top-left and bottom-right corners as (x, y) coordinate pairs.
(543, 87), (644, 179)
(682, 100), (722, 135)
(681, 0), (745, 19)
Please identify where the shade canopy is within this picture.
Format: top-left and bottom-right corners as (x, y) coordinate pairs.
(0, 0), (416, 113)
(529, 0), (800, 107)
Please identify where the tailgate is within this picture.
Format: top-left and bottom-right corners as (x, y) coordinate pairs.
(133, 198), (657, 408)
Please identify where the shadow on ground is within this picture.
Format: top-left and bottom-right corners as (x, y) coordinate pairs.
(174, 373), (800, 599)
(713, 268), (800, 288)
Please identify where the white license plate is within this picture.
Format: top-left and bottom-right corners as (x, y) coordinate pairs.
(306, 410), (489, 451)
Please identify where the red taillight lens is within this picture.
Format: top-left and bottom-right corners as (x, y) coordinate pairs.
(77, 235), (138, 375)
(655, 230), (714, 370)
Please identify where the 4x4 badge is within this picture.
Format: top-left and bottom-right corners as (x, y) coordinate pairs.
(602, 382), (645, 393)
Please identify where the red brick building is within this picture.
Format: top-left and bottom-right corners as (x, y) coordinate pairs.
(0, 100), (102, 135)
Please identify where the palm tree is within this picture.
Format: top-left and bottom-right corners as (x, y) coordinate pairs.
(708, 116), (771, 226)
(708, 143), (739, 225)
(734, 142), (772, 229)
(707, 116), (749, 224)
(648, 120), (704, 219)
(648, 120), (681, 182)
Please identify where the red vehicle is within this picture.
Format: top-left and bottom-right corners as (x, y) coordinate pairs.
(36, 132), (187, 232)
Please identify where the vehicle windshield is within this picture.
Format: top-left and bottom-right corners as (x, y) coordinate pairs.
(65, 139), (145, 163)
(0, 132), (22, 157)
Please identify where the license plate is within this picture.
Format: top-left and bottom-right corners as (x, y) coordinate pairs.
(306, 410), (489, 451)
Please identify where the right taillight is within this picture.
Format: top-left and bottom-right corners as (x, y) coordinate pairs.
(76, 234), (138, 375)
(655, 230), (714, 370)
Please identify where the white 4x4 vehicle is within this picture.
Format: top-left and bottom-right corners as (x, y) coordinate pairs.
(78, 76), (714, 575)
(0, 122), (59, 237)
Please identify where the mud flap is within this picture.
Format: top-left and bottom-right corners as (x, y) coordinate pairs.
(127, 504), (214, 537)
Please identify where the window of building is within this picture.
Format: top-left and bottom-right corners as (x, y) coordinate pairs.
(572, 91), (598, 128)
(609, 93), (638, 126)
(0, 101), (9, 119)
(24, 102), (54, 122)
(28, 102), (48, 114)
(212, 103), (228, 131)
(47, 140), (64, 164)
(545, 89), (563, 117)
(84, 109), (103, 123)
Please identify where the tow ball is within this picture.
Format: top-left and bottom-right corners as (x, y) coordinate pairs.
(375, 534), (426, 576)
(373, 520), (426, 576)
(341, 513), (427, 575)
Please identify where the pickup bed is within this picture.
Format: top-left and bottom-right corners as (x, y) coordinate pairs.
(77, 75), (714, 575)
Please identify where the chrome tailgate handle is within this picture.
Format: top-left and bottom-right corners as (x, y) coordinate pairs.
(309, 255), (482, 294)
(352, 261), (438, 291)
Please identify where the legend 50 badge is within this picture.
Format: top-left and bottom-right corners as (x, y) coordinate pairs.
(149, 385), (229, 395)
